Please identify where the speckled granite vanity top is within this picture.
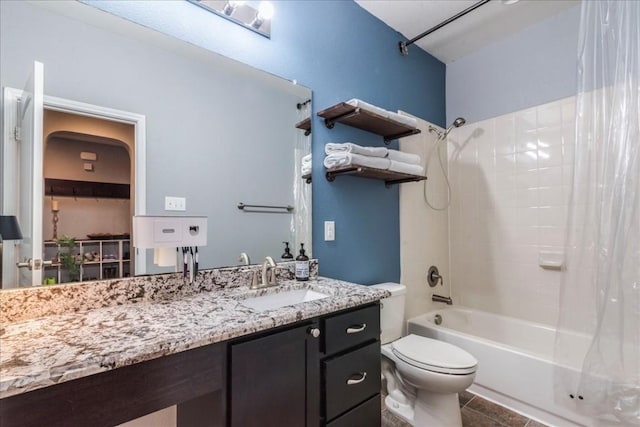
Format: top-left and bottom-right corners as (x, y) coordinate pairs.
(0, 264), (388, 399)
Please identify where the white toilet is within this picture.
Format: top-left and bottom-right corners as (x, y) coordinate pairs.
(373, 283), (478, 427)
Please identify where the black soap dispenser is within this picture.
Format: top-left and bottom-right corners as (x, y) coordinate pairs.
(281, 242), (293, 260)
(295, 243), (310, 281)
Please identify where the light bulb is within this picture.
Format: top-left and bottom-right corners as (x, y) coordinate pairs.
(222, 1), (244, 16)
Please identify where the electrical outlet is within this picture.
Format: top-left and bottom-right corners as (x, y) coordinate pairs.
(165, 196), (186, 211)
(324, 221), (335, 241)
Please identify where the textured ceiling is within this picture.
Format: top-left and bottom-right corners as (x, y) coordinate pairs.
(355, 0), (580, 63)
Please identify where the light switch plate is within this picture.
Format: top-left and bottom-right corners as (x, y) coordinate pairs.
(324, 221), (335, 241)
(165, 196), (186, 211)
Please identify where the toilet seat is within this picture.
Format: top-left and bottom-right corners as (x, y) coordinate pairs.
(391, 334), (477, 375)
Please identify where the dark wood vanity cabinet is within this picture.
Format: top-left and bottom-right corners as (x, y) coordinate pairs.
(321, 303), (382, 426)
(0, 303), (380, 427)
(228, 321), (320, 427)
(227, 302), (381, 427)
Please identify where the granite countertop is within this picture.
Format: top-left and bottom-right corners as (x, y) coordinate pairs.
(0, 277), (389, 399)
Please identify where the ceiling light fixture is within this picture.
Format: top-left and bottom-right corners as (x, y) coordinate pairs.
(222, 1), (244, 16)
(251, 1), (274, 29)
(188, 0), (273, 38)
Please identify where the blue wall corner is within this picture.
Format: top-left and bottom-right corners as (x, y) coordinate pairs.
(86, 0), (446, 285)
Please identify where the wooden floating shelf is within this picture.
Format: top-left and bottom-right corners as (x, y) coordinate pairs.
(295, 117), (311, 136)
(325, 166), (426, 187)
(45, 178), (130, 199)
(317, 102), (421, 143)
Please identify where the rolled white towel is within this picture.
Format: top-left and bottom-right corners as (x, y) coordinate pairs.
(387, 111), (418, 128)
(387, 149), (421, 165)
(325, 142), (388, 158)
(345, 99), (390, 119)
(301, 154), (312, 165)
(388, 160), (424, 176)
(301, 165), (312, 176)
(324, 153), (391, 170)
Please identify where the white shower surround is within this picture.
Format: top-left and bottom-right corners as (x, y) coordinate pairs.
(398, 114), (451, 324)
(446, 96), (575, 326)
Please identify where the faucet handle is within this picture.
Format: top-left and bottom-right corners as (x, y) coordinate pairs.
(252, 270), (260, 288)
(269, 264), (279, 285)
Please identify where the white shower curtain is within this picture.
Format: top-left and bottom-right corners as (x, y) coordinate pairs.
(554, 1), (640, 425)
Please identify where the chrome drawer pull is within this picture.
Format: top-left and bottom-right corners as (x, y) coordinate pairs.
(346, 372), (367, 385)
(346, 323), (367, 334)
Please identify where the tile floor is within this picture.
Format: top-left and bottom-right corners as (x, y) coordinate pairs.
(381, 390), (550, 427)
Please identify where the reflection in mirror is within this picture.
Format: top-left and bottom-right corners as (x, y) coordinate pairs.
(0, 1), (311, 289)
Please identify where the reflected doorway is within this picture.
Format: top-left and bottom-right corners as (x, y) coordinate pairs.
(42, 110), (134, 284)
(2, 83), (147, 288)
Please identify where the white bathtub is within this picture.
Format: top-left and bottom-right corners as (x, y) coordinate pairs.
(408, 307), (615, 427)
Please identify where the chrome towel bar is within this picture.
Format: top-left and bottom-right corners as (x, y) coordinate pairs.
(237, 203), (294, 213)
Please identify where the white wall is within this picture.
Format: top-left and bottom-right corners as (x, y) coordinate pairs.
(447, 96), (575, 325)
(399, 115), (451, 323)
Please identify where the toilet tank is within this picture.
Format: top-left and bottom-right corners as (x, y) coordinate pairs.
(371, 283), (406, 344)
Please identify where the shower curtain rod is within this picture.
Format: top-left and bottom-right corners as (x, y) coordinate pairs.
(399, 0), (491, 56)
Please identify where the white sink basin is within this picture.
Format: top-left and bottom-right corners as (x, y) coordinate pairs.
(240, 288), (330, 311)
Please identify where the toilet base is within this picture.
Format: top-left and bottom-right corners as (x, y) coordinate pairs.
(384, 391), (462, 427)
(414, 390), (462, 427)
(384, 394), (414, 425)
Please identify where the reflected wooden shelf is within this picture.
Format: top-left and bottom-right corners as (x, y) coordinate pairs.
(317, 102), (421, 144)
(325, 166), (426, 188)
(44, 178), (130, 199)
(295, 117), (311, 136)
(302, 173), (312, 184)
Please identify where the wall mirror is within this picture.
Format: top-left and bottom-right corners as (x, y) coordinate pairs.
(0, 1), (312, 289)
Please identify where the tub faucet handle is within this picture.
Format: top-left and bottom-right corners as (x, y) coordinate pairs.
(427, 266), (443, 287)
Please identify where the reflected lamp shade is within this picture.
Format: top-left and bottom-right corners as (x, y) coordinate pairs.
(0, 216), (23, 241)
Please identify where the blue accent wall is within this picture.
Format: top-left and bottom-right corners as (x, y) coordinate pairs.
(85, 1), (446, 285)
(446, 5), (581, 124)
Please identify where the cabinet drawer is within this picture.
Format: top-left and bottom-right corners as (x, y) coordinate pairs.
(324, 341), (381, 421)
(323, 304), (379, 355)
(326, 394), (381, 427)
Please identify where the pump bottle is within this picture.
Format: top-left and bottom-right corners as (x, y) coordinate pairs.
(295, 243), (309, 281)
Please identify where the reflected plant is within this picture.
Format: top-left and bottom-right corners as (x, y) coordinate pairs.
(57, 235), (82, 282)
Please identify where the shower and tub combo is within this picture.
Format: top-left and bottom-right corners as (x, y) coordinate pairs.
(400, 0), (639, 425)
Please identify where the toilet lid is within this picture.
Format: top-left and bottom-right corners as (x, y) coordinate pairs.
(392, 334), (478, 375)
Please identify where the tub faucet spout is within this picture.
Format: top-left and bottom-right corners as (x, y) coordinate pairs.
(432, 294), (453, 305)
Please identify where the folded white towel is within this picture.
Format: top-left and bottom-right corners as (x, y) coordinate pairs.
(345, 99), (390, 119)
(325, 142), (388, 158)
(387, 149), (421, 165)
(387, 111), (418, 128)
(388, 160), (424, 176)
(324, 153), (391, 170)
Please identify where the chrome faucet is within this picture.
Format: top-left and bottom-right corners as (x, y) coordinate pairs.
(432, 294), (453, 305)
(260, 256), (278, 288)
(238, 252), (251, 266)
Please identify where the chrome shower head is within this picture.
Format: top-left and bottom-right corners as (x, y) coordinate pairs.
(453, 117), (466, 127)
(428, 117), (467, 140)
(443, 117), (466, 137)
